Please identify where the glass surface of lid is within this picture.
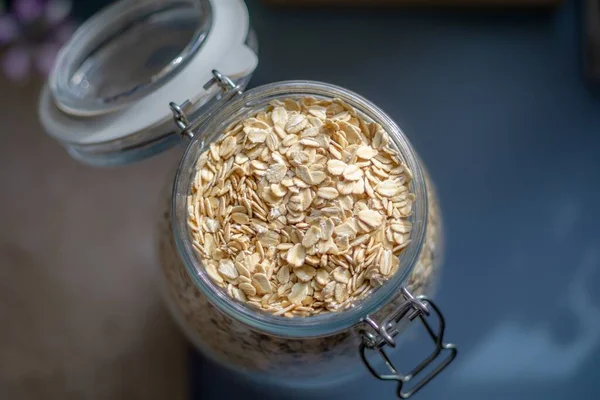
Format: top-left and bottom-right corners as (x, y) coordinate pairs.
(50, 0), (213, 116)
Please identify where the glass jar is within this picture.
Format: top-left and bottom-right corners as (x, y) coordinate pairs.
(38, 0), (457, 398)
(157, 80), (455, 396)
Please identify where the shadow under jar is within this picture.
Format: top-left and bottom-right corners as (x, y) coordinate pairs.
(158, 80), (456, 397)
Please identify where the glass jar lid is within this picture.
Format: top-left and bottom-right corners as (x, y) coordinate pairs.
(39, 0), (258, 166)
(50, 0), (214, 116)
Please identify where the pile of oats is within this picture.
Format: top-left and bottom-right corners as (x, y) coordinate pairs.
(187, 97), (415, 317)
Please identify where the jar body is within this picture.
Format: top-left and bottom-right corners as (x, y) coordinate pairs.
(157, 82), (445, 386)
(157, 168), (443, 386)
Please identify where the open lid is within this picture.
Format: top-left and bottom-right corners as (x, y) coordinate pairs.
(38, 0), (258, 166)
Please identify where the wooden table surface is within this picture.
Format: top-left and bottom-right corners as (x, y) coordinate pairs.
(0, 76), (187, 400)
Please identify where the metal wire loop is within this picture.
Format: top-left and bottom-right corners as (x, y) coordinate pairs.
(169, 70), (242, 140)
(359, 289), (457, 398)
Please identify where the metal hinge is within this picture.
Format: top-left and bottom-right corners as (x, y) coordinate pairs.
(360, 288), (457, 398)
(169, 70), (242, 140)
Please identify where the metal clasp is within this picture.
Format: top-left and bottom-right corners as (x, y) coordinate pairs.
(360, 288), (457, 398)
(169, 70), (242, 140)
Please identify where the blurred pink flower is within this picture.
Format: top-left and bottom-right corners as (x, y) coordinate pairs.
(0, 0), (76, 81)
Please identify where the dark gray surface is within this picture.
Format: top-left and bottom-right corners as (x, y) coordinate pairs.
(190, 0), (600, 399)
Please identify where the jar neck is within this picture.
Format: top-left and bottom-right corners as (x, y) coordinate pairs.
(171, 81), (428, 338)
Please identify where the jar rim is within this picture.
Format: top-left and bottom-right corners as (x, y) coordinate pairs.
(171, 80), (428, 338)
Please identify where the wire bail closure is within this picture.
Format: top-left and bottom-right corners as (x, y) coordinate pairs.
(170, 70), (242, 140)
(360, 288), (457, 398)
